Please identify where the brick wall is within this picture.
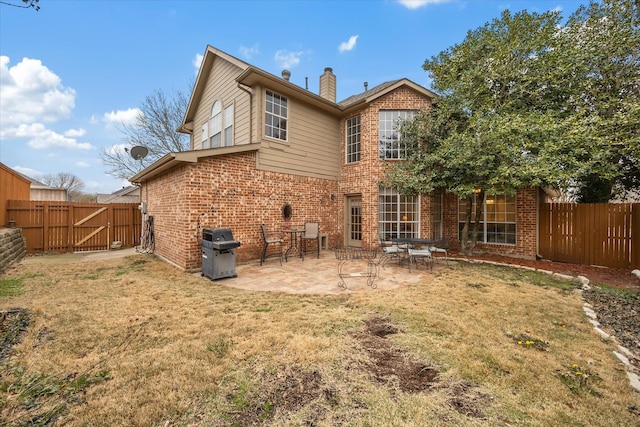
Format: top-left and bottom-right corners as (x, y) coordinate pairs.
(442, 187), (539, 259)
(339, 87), (433, 249)
(142, 151), (338, 271)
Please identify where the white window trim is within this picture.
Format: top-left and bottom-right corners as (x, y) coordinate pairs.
(264, 89), (288, 142)
(458, 193), (517, 245)
(346, 115), (361, 164)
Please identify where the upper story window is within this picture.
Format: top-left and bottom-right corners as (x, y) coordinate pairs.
(265, 90), (288, 141)
(346, 115), (361, 164)
(378, 110), (415, 160)
(224, 104), (234, 146)
(458, 193), (517, 244)
(205, 100), (234, 149)
(209, 101), (222, 148)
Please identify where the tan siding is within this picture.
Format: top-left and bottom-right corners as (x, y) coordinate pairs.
(193, 58), (251, 150)
(257, 94), (341, 180)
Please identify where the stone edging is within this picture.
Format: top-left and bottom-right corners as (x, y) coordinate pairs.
(451, 257), (640, 394)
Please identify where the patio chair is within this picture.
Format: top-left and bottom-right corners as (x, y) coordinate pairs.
(301, 221), (320, 259)
(408, 247), (433, 272)
(378, 237), (402, 266)
(260, 224), (284, 266)
(428, 238), (449, 265)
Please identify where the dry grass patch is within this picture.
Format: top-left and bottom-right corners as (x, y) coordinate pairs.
(0, 255), (638, 426)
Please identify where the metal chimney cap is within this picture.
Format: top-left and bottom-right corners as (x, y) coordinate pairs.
(282, 70), (291, 81)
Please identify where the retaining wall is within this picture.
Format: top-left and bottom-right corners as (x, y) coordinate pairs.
(0, 228), (26, 273)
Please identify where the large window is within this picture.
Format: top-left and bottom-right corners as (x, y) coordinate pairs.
(378, 110), (415, 160)
(378, 187), (419, 240)
(346, 115), (361, 163)
(432, 191), (443, 240)
(458, 193), (516, 244)
(206, 100), (234, 149)
(265, 90), (288, 141)
(224, 104), (234, 146)
(209, 100), (222, 148)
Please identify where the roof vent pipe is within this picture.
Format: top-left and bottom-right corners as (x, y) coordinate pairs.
(364, 81), (368, 91)
(282, 70), (291, 81)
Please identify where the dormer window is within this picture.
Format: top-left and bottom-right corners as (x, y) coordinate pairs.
(265, 90), (287, 141)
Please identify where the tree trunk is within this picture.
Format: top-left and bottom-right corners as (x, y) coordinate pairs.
(460, 196), (473, 255)
(470, 190), (484, 253)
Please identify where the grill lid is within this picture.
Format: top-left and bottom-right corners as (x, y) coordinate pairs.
(203, 228), (241, 250)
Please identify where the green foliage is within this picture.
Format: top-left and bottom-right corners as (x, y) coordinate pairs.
(386, 0), (639, 211)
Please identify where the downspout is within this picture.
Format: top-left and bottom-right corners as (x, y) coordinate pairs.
(237, 83), (254, 144)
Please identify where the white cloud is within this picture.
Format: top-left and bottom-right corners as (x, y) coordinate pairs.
(64, 128), (86, 138)
(103, 108), (141, 126)
(339, 35), (359, 53)
(76, 161), (90, 168)
(12, 165), (43, 177)
(193, 53), (203, 74)
(9, 123), (93, 150)
(274, 50), (304, 69)
(0, 56), (76, 127)
(397, 0), (451, 9)
(239, 44), (260, 60)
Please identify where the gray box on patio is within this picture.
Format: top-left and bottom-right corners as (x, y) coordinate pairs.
(202, 228), (241, 280)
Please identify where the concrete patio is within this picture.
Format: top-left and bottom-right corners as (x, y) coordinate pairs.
(207, 250), (449, 295)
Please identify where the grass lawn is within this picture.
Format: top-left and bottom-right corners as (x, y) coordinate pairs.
(1, 254), (639, 426)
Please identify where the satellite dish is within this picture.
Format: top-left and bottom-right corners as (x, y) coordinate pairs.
(130, 146), (148, 161)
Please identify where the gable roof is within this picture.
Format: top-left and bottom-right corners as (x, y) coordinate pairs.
(338, 79), (438, 114)
(180, 45), (438, 133)
(179, 45), (251, 133)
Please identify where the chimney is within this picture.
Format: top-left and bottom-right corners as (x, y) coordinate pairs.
(282, 70), (291, 81)
(364, 81), (368, 91)
(319, 67), (336, 103)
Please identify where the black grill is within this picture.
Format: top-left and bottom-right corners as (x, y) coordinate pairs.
(202, 228), (241, 280)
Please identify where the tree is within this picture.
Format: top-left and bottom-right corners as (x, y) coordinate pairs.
(561, 0), (640, 202)
(385, 8), (620, 254)
(37, 172), (84, 199)
(0, 0), (40, 11)
(101, 88), (189, 180)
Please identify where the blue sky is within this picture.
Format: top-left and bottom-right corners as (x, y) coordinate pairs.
(0, 0), (586, 195)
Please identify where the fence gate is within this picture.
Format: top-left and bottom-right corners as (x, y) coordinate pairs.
(539, 203), (638, 270)
(6, 200), (141, 253)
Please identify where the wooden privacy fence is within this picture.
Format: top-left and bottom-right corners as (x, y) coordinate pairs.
(539, 203), (639, 270)
(6, 200), (142, 253)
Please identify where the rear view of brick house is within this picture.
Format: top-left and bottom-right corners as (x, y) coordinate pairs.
(130, 45), (540, 272)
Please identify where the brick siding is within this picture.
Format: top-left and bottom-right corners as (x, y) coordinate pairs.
(142, 152), (338, 271)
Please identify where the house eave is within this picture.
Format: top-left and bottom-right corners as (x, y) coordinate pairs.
(129, 145), (259, 184)
(236, 67), (342, 115)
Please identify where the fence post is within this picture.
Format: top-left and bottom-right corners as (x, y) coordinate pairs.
(43, 202), (49, 252)
(633, 203), (640, 270)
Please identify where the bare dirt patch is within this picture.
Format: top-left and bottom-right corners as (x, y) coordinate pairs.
(351, 315), (491, 418)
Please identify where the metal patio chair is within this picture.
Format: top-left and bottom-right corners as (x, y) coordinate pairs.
(408, 247), (433, 272)
(260, 223), (284, 265)
(428, 238), (449, 265)
(301, 221), (320, 259)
